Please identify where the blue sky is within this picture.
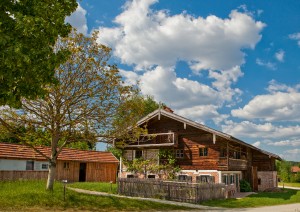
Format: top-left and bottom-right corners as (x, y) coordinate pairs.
(66, 0), (300, 161)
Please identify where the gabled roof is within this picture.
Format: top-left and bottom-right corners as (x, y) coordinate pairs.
(138, 109), (282, 160)
(291, 166), (300, 173)
(0, 143), (119, 163)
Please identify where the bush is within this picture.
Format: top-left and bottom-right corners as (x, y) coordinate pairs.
(240, 179), (252, 192)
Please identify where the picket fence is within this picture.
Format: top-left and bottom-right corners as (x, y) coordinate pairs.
(118, 178), (226, 203)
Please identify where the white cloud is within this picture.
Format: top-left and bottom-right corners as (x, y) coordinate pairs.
(176, 105), (228, 124)
(222, 120), (300, 140)
(289, 32), (300, 47)
(65, 3), (88, 35)
(267, 139), (300, 147)
(275, 49), (285, 62)
(97, 0), (265, 72)
(284, 149), (300, 154)
(252, 141), (261, 147)
(256, 58), (276, 70)
(232, 82), (300, 122)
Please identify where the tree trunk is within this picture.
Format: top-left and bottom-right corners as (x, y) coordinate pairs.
(46, 160), (57, 190)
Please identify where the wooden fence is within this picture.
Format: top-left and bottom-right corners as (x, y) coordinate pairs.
(0, 171), (48, 181)
(118, 178), (226, 203)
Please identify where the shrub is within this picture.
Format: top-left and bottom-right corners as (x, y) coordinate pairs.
(240, 179), (252, 192)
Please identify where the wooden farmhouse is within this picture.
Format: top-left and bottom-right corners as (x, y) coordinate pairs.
(119, 108), (281, 192)
(0, 143), (119, 183)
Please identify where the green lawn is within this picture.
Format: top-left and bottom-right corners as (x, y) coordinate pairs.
(0, 180), (190, 211)
(278, 182), (300, 188)
(201, 189), (300, 208)
(69, 181), (118, 194)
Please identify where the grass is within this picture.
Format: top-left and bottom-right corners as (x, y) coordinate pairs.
(278, 182), (300, 188)
(0, 180), (190, 211)
(201, 189), (300, 208)
(69, 181), (118, 194)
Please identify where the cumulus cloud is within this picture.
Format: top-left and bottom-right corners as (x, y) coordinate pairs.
(285, 149), (300, 154)
(65, 3), (88, 35)
(222, 120), (300, 140)
(176, 105), (229, 124)
(232, 81), (300, 122)
(267, 139), (300, 147)
(120, 66), (221, 108)
(256, 58), (276, 70)
(275, 49), (285, 62)
(97, 0), (265, 72)
(252, 141), (261, 147)
(289, 32), (300, 47)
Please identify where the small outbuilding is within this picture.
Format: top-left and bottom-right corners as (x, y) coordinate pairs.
(0, 142), (119, 183)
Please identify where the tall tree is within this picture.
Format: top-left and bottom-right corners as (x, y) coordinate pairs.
(0, 31), (138, 190)
(0, 0), (77, 107)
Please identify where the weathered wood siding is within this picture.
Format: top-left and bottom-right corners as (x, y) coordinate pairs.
(56, 161), (118, 183)
(252, 150), (276, 171)
(0, 170), (48, 181)
(86, 163), (118, 183)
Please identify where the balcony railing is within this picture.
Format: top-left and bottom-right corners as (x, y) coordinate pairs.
(126, 132), (178, 147)
(228, 158), (248, 170)
(218, 158), (248, 170)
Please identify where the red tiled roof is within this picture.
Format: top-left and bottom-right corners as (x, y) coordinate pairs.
(291, 166), (300, 173)
(0, 143), (119, 163)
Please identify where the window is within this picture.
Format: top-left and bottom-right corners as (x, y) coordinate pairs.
(26, 161), (34, 170)
(199, 147), (208, 156)
(196, 175), (215, 184)
(175, 149), (184, 158)
(148, 175), (155, 179)
(220, 148), (227, 157)
(41, 164), (48, 170)
(63, 162), (70, 169)
(222, 174), (228, 185)
(127, 174), (134, 178)
(230, 175), (235, 184)
(258, 178), (261, 185)
(178, 175), (192, 182)
(233, 151), (241, 159)
(135, 150), (143, 159)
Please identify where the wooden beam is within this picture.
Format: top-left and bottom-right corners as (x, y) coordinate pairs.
(213, 134), (216, 144)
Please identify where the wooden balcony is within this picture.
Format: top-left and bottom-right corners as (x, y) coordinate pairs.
(125, 132), (178, 148)
(228, 158), (248, 170)
(218, 158), (248, 171)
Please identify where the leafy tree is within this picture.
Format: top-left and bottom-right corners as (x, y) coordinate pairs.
(0, 0), (77, 107)
(0, 31), (138, 190)
(277, 160), (292, 182)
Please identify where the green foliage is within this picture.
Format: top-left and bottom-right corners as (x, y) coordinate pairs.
(0, 0), (77, 107)
(0, 180), (189, 211)
(239, 179), (252, 192)
(0, 31), (139, 190)
(158, 149), (181, 179)
(277, 160), (292, 182)
(107, 146), (123, 159)
(124, 158), (159, 175)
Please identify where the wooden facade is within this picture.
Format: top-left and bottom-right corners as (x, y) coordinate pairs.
(120, 108), (281, 192)
(0, 143), (119, 183)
